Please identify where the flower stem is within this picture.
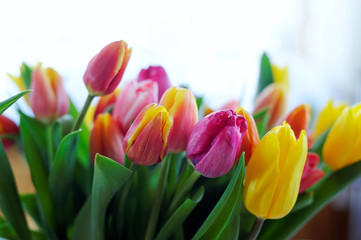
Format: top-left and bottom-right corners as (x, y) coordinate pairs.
(46, 124), (53, 163)
(247, 218), (265, 240)
(145, 155), (171, 240)
(71, 94), (94, 132)
(166, 170), (200, 217)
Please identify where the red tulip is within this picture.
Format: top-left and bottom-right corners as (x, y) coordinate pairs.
(0, 115), (19, 148)
(83, 41), (131, 96)
(93, 89), (121, 120)
(299, 152), (324, 193)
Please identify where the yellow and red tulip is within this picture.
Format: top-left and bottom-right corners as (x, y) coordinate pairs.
(312, 100), (347, 141)
(113, 80), (158, 135)
(30, 64), (69, 123)
(253, 83), (286, 129)
(235, 107), (259, 165)
(284, 104), (311, 138)
(90, 113), (125, 164)
(243, 122), (308, 219)
(0, 115), (19, 149)
(123, 104), (173, 166)
(159, 87), (198, 153)
(137, 66), (171, 100)
(94, 88), (121, 120)
(323, 105), (361, 170)
(83, 41), (131, 96)
(186, 110), (247, 178)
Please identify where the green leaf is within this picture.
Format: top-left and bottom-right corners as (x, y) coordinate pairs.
(192, 154), (245, 240)
(20, 63), (33, 89)
(19, 112), (55, 233)
(218, 209), (240, 240)
(21, 194), (42, 228)
(310, 129), (330, 157)
(91, 154), (133, 240)
(71, 199), (91, 240)
(0, 141), (31, 240)
(259, 160), (361, 240)
(0, 90), (31, 115)
(256, 53), (273, 95)
(155, 187), (204, 240)
(49, 130), (81, 230)
(291, 192), (314, 213)
(253, 108), (270, 138)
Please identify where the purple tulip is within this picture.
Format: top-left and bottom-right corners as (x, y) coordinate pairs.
(186, 109), (247, 178)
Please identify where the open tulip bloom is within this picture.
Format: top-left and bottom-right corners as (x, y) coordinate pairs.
(0, 45), (361, 240)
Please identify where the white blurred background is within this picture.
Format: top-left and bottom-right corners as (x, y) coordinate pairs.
(1, 0), (361, 239)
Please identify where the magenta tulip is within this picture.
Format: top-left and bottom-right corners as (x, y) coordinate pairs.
(186, 109), (247, 178)
(137, 66), (171, 100)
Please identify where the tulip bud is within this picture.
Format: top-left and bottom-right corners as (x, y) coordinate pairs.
(299, 153), (324, 193)
(186, 110), (247, 178)
(284, 104), (312, 138)
(94, 89), (121, 120)
(323, 106), (361, 170)
(113, 80), (158, 135)
(243, 122), (308, 219)
(90, 113), (124, 164)
(312, 100), (347, 141)
(83, 41), (131, 96)
(123, 104), (173, 166)
(253, 83), (286, 129)
(137, 66), (171, 100)
(30, 64), (69, 123)
(0, 115), (19, 148)
(204, 99), (239, 116)
(235, 107), (259, 165)
(159, 87), (198, 153)
(271, 64), (289, 92)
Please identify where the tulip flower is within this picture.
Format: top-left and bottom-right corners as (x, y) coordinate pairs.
(0, 115), (19, 148)
(8, 63), (34, 104)
(284, 104), (312, 138)
(113, 80), (158, 135)
(235, 107), (259, 165)
(83, 41), (131, 96)
(94, 89), (121, 120)
(253, 83), (286, 129)
(123, 104), (173, 166)
(137, 66), (171, 100)
(30, 64), (69, 123)
(299, 153), (324, 193)
(271, 64), (289, 92)
(323, 106), (361, 170)
(159, 87), (198, 153)
(186, 110), (247, 178)
(84, 106), (96, 130)
(243, 123), (308, 219)
(312, 100), (347, 141)
(90, 113), (124, 164)
(204, 99), (239, 116)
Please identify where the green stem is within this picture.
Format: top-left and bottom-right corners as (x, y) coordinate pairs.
(166, 170), (200, 217)
(71, 94), (94, 131)
(247, 218), (265, 240)
(145, 155), (171, 240)
(46, 124), (53, 163)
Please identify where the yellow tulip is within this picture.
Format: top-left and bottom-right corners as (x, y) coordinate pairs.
(271, 64), (289, 92)
(323, 105), (361, 170)
(243, 122), (308, 219)
(313, 100), (347, 140)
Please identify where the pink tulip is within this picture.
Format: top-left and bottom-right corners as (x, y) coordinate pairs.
(299, 152), (325, 193)
(113, 80), (158, 134)
(186, 110), (247, 178)
(83, 41), (131, 96)
(30, 64), (69, 123)
(137, 66), (171, 100)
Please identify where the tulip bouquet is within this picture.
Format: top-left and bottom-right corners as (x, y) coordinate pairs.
(0, 41), (361, 240)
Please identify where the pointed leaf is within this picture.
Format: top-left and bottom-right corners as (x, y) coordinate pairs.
(0, 90), (31, 115)
(256, 53), (273, 95)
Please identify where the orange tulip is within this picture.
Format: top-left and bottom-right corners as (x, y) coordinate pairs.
(94, 89), (121, 120)
(284, 104), (312, 138)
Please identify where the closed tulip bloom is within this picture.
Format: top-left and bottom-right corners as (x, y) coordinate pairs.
(90, 113), (124, 164)
(243, 123), (308, 219)
(323, 106), (361, 170)
(299, 153), (324, 193)
(0, 115), (19, 148)
(235, 107), (259, 165)
(313, 100), (347, 141)
(284, 104), (312, 138)
(253, 83), (286, 129)
(137, 66), (171, 100)
(271, 64), (289, 92)
(83, 41), (131, 96)
(30, 64), (69, 123)
(123, 104), (173, 166)
(186, 110), (247, 178)
(94, 89), (121, 120)
(159, 87), (198, 153)
(113, 80), (158, 135)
